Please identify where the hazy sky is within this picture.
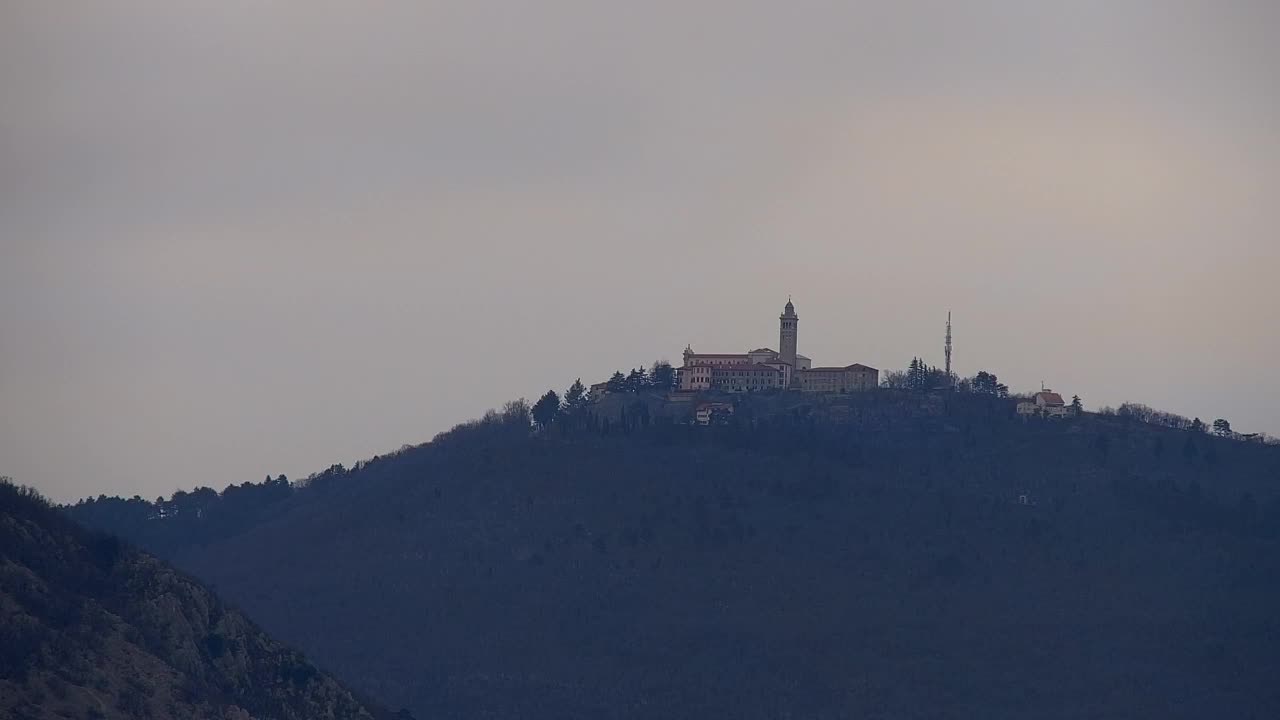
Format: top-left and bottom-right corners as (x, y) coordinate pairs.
(3, 2), (1277, 502)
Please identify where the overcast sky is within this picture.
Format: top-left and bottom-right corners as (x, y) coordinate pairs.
(3, 1), (1277, 502)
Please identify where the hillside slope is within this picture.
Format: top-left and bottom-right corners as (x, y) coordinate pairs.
(70, 393), (1280, 719)
(0, 480), (401, 720)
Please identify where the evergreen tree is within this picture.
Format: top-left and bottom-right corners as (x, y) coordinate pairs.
(907, 358), (923, 392)
(561, 379), (589, 430)
(562, 379), (588, 413)
(606, 371), (627, 393)
(650, 361), (676, 390)
(1071, 395), (1083, 414)
(625, 367), (648, 393)
(531, 390), (561, 430)
(971, 370), (1000, 395)
(920, 363), (949, 390)
(1213, 418), (1233, 437)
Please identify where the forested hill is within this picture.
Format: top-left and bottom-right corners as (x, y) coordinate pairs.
(68, 392), (1280, 719)
(0, 480), (406, 720)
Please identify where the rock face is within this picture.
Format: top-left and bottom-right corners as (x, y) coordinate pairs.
(0, 480), (388, 720)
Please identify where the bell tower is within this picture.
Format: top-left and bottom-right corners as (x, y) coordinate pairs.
(779, 298), (798, 368)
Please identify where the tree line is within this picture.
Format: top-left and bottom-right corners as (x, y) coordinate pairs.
(603, 360), (676, 394)
(882, 358), (1011, 397)
(1101, 402), (1277, 445)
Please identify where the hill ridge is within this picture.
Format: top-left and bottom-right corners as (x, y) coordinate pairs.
(65, 391), (1280, 719)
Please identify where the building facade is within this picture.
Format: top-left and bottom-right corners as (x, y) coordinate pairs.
(710, 364), (784, 392)
(680, 364), (712, 391)
(797, 364), (879, 393)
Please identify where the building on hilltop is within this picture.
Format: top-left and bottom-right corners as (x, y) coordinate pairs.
(797, 363), (879, 393)
(679, 360), (787, 393)
(677, 299), (877, 393)
(1017, 390), (1074, 419)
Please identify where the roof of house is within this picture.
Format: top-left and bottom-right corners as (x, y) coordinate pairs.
(1035, 391), (1066, 406)
(748, 348), (777, 354)
(712, 364), (782, 373)
(687, 353), (750, 359)
(802, 363), (879, 373)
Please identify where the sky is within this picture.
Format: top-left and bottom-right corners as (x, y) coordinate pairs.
(2, 1), (1277, 503)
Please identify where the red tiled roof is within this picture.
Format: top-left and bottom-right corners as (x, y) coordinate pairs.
(1036, 391), (1065, 406)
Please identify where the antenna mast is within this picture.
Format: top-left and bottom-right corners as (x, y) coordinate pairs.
(944, 311), (953, 386)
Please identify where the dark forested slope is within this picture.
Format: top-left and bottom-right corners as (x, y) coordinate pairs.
(69, 392), (1280, 719)
(0, 480), (401, 720)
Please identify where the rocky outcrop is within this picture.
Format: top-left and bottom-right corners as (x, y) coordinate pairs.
(0, 480), (391, 720)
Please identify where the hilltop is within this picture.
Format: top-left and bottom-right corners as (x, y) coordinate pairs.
(0, 479), (407, 720)
(68, 390), (1280, 719)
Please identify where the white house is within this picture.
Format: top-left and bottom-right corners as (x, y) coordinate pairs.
(1018, 390), (1074, 419)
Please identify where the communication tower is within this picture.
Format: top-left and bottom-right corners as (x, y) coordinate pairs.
(944, 312), (953, 386)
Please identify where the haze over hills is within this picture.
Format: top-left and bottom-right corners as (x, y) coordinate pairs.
(9, 5), (1278, 719)
(0, 480), (408, 720)
(68, 388), (1280, 719)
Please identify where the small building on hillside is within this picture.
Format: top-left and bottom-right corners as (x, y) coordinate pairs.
(694, 402), (735, 426)
(1018, 390), (1074, 419)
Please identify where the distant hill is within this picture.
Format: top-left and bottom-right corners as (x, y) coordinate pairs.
(68, 391), (1280, 719)
(1, 479), (406, 720)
